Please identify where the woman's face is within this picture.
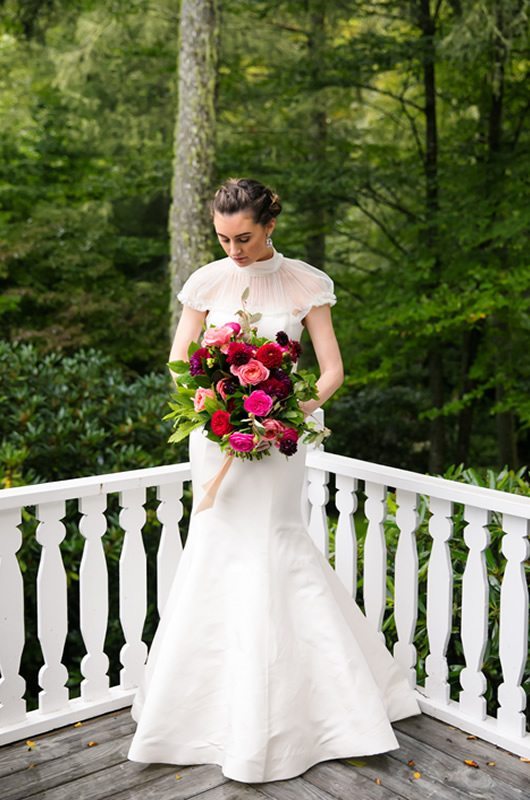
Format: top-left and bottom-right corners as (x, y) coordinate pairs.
(213, 211), (275, 267)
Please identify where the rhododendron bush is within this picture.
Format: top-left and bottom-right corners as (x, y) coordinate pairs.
(165, 298), (330, 460)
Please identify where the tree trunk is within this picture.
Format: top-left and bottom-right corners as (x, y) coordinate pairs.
(168, 0), (218, 338)
(487, 2), (518, 467)
(455, 326), (483, 464)
(305, 0), (327, 268)
(418, 0), (445, 472)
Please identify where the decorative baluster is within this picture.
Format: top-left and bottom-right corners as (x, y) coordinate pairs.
(393, 489), (419, 687)
(119, 488), (148, 689)
(78, 495), (110, 702)
(459, 505), (490, 719)
(302, 408), (325, 526)
(307, 467), (329, 558)
(363, 481), (387, 640)
(35, 501), (69, 713)
(425, 497), (454, 703)
(334, 475), (357, 598)
(156, 482), (184, 616)
(0, 508), (26, 725)
(497, 514), (529, 737)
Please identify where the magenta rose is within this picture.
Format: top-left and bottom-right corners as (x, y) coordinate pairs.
(262, 418), (288, 440)
(226, 322), (241, 336)
(201, 324), (234, 348)
(243, 390), (274, 417)
(230, 358), (270, 386)
(193, 387), (215, 412)
(229, 432), (256, 452)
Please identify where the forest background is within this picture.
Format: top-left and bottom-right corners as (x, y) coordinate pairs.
(1, 0), (530, 488)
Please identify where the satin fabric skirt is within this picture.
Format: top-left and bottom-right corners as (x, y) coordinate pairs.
(127, 427), (421, 783)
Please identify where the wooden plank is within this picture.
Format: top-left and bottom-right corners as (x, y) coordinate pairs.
(183, 782), (270, 800)
(0, 710), (133, 777)
(0, 713), (132, 777)
(301, 760), (410, 800)
(3, 736), (133, 800)
(394, 714), (530, 790)
(390, 727), (527, 800)
(22, 760), (185, 800)
(111, 766), (249, 800)
(249, 775), (338, 800)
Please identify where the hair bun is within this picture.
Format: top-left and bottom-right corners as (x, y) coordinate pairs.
(211, 178), (282, 225)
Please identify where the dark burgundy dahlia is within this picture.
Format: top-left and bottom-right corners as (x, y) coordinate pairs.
(259, 377), (291, 400)
(276, 331), (289, 346)
(278, 437), (298, 455)
(226, 342), (254, 366)
(189, 347), (209, 376)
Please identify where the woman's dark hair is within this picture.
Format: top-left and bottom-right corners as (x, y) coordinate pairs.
(210, 178), (282, 225)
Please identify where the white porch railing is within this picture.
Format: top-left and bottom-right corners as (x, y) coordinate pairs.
(0, 451), (529, 759)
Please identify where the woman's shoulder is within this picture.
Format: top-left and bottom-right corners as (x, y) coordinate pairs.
(279, 254), (337, 313)
(177, 256), (231, 310)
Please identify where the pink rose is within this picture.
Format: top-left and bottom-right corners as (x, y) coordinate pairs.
(201, 324), (234, 348)
(262, 418), (288, 440)
(226, 322), (241, 336)
(229, 432), (256, 452)
(215, 378), (229, 401)
(193, 387), (215, 412)
(243, 390), (274, 417)
(230, 358), (270, 386)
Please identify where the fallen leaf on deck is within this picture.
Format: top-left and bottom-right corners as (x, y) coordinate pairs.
(486, 761), (496, 766)
(27, 763), (36, 769)
(345, 758), (367, 767)
(464, 759), (479, 768)
(87, 741), (98, 747)
(26, 740), (36, 750)
(520, 757), (530, 763)
(175, 773), (182, 780)
(466, 735), (477, 740)
(374, 777), (382, 785)
(407, 759), (415, 767)
(413, 771), (421, 779)
(73, 722), (83, 728)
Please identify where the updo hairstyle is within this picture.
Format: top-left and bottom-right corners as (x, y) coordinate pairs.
(210, 178), (282, 226)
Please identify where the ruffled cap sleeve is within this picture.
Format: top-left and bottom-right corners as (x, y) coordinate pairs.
(176, 265), (212, 312)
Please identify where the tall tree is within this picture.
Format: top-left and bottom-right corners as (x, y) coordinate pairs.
(168, 0), (218, 337)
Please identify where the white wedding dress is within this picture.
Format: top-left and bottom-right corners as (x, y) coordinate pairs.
(127, 249), (422, 783)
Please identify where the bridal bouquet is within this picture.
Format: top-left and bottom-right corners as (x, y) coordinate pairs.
(165, 293), (330, 461)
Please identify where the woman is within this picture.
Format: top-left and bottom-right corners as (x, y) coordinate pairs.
(127, 178), (421, 783)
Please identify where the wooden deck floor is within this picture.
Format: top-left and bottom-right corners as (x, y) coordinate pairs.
(1, 708), (528, 800)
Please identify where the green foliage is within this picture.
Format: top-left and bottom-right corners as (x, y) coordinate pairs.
(0, 1), (177, 371)
(0, 342), (186, 487)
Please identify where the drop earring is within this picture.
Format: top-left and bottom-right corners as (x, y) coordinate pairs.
(266, 234), (273, 248)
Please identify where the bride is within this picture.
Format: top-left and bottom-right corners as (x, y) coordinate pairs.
(127, 177), (422, 783)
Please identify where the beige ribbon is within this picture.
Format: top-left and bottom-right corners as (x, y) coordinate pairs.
(194, 453), (234, 514)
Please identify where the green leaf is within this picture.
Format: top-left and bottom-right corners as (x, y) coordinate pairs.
(167, 360), (189, 374)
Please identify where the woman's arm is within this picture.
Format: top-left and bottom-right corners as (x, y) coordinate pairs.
(298, 304), (344, 417)
(169, 305), (208, 382)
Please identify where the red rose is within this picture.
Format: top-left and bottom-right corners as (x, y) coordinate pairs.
(211, 410), (234, 436)
(255, 342), (284, 369)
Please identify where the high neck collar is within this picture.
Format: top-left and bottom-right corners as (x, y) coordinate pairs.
(228, 247), (283, 277)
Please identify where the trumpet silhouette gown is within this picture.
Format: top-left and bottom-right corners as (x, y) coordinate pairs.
(127, 248), (422, 782)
